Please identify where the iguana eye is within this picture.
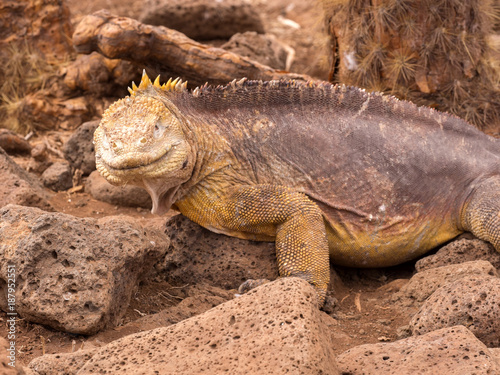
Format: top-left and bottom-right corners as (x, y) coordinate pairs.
(153, 122), (166, 138)
(102, 133), (110, 149)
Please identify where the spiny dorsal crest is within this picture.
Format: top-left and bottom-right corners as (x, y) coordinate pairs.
(127, 70), (188, 96)
(123, 72), (447, 124)
(126, 71), (251, 98)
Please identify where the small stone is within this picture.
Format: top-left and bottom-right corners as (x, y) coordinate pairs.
(0, 129), (31, 155)
(31, 142), (48, 162)
(0, 148), (52, 210)
(28, 347), (98, 375)
(64, 53), (138, 97)
(158, 215), (277, 289)
(85, 170), (151, 209)
(41, 161), (73, 191)
(377, 336), (391, 342)
(63, 120), (99, 175)
(377, 319), (392, 326)
(322, 293), (338, 315)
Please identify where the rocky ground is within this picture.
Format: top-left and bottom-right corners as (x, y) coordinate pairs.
(1, 0), (500, 374)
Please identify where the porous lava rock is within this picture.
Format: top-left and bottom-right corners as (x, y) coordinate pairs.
(392, 260), (498, 307)
(159, 214), (278, 289)
(85, 170), (152, 209)
(0, 204), (170, 334)
(63, 120), (99, 175)
(70, 278), (341, 374)
(28, 347), (98, 375)
(337, 325), (500, 374)
(415, 238), (500, 271)
(409, 274), (500, 347)
(0, 148), (52, 211)
(490, 348), (500, 364)
(26, 286), (234, 374)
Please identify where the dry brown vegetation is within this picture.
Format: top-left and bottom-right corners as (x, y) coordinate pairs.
(323, 0), (500, 132)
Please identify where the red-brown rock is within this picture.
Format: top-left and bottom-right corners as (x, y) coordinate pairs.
(0, 204), (170, 334)
(75, 278), (340, 374)
(0, 148), (52, 211)
(337, 325), (500, 374)
(410, 274), (500, 347)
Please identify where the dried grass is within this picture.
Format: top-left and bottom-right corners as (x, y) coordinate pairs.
(0, 40), (63, 134)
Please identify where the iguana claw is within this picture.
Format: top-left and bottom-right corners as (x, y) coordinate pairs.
(238, 279), (271, 294)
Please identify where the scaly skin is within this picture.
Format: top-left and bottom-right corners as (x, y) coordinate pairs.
(94, 72), (500, 305)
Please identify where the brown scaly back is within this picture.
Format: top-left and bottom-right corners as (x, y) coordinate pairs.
(125, 71), (487, 142)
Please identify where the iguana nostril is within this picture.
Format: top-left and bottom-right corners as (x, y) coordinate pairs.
(111, 140), (123, 153)
(139, 137), (147, 144)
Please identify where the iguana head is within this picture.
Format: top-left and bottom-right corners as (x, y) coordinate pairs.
(94, 71), (194, 214)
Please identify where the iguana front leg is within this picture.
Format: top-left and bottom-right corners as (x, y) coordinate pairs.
(178, 184), (330, 304)
(463, 176), (500, 252)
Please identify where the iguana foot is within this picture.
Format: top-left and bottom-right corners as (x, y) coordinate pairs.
(463, 176), (500, 251)
(237, 279), (270, 294)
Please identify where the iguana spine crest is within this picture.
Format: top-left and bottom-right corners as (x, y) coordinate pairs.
(128, 70), (188, 96)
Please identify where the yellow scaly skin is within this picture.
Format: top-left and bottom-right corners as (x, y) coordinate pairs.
(95, 72), (500, 306)
(95, 74), (330, 303)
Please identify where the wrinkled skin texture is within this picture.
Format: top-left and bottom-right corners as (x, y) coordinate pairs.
(94, 73), (500, 304)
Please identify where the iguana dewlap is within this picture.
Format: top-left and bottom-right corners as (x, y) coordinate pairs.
(94, 72), (500, 304)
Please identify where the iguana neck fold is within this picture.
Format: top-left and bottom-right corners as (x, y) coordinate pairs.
(158, 94), (242, 209)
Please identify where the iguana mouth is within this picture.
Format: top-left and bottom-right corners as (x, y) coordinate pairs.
(96, 149), (173, 184)
(101, 147), (171, 172)
(102, 149), (170, 172)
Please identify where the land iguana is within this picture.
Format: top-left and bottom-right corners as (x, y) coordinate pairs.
(94, 71), (500, 304)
